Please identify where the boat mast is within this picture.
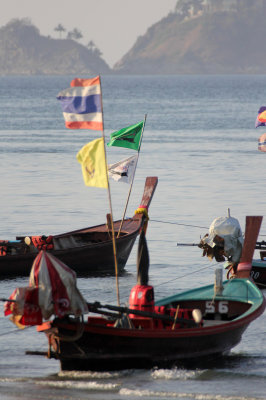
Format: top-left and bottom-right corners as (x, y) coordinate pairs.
(117, 114), (147, 238)
(99, 76), (120, 306)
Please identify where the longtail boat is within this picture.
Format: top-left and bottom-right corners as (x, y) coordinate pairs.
(42, 274), (265, 371)
(249, 242), (266, 288)
(0, 176), (157, 278)
(4, 216), (265, 371)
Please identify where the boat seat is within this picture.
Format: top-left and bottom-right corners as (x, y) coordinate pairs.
(53, 236), (83, 250)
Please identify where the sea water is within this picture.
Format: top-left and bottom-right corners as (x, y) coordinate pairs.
(0, 75), (266, 399)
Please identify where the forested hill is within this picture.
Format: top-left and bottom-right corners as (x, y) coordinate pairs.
(2, 2), (266, 76)
(113, 1), (266, 74)
(0, 19), (111, 75)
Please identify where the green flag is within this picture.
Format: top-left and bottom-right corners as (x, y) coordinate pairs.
(107, 121), (144, 151)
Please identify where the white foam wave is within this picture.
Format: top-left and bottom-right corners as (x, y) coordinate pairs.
(120, 388), (262, 400)
(151, 367), (202, 380)
(37, 380), (120, 391)
(58, 370), (122, 379)
(0, 377), (26, 383)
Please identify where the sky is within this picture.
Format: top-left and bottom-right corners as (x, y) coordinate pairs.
(1, 0), (177, 67)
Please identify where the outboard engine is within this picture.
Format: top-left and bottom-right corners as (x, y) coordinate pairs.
(129, 284), (154, 314)
(199, 213), (243, 263)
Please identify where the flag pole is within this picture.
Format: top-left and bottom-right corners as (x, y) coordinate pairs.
(99, 76), (120, 306)
(117, 114), (147, 238)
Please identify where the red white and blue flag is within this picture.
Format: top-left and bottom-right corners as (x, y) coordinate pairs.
(57, 76), (103, 130)
(255, 106), (266, 128)
(258, 133), (266, 152)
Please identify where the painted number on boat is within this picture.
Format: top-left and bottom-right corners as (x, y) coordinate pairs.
(250, 271), (260, 280)
(205, 301), (229, 314)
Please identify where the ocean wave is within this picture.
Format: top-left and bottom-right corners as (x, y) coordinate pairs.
(119, 388), (262, 400)
(58, 370), (124, 379)
(0, 377), (28, 383)
(151, 367), (203, 381)
(37, 379), (120, 391)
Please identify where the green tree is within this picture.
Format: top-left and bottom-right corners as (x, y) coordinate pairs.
(87, 40), (103, 57)
(54, 23), (66, 39)
(87, 40), (96, 51)
(67, 28), (83, 41)
(93, 48), (102, 57)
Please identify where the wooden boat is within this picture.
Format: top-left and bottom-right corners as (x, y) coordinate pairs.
(38, 275), (265, 371)
(223, 239), (266, 289)
(250, 244), (266, 288)
(250, 261), (266, 288)
(0, 176), (158, 277)
(31, 216), (265, 371)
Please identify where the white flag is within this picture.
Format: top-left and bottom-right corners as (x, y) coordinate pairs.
(108, 155), (137, 183)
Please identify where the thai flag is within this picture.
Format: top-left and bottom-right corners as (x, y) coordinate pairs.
(255, 106), (266, 128)
(57, 76), (103, 130)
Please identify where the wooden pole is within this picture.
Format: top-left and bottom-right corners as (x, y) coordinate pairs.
(88, 301), (197, 327)
(172, 305), (180, 330)
(236, 216), (263, 279)
(99, 76), (120, 306)
(117, 114), (147, 238)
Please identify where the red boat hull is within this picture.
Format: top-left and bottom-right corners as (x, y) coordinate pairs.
(54, 322), (248, 371)
(44, 293), (265, 371)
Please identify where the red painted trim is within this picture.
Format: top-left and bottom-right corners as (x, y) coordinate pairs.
(53, 299), (265, 340)
(237, 262), (252, 271)
(65, 121), (103, 130)
(70, 76), (100, 87)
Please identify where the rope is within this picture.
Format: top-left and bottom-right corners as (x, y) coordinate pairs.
(114, 262), (217, 304)
(256, 282), (266, 289)
(154, 263), (215, 289)
(149, 219), (208, 229)
(0, 326), (32, 337)
(149, 219), (266, 237)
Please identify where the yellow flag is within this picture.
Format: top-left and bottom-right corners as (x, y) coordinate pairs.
(76, 137), (108, 188)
